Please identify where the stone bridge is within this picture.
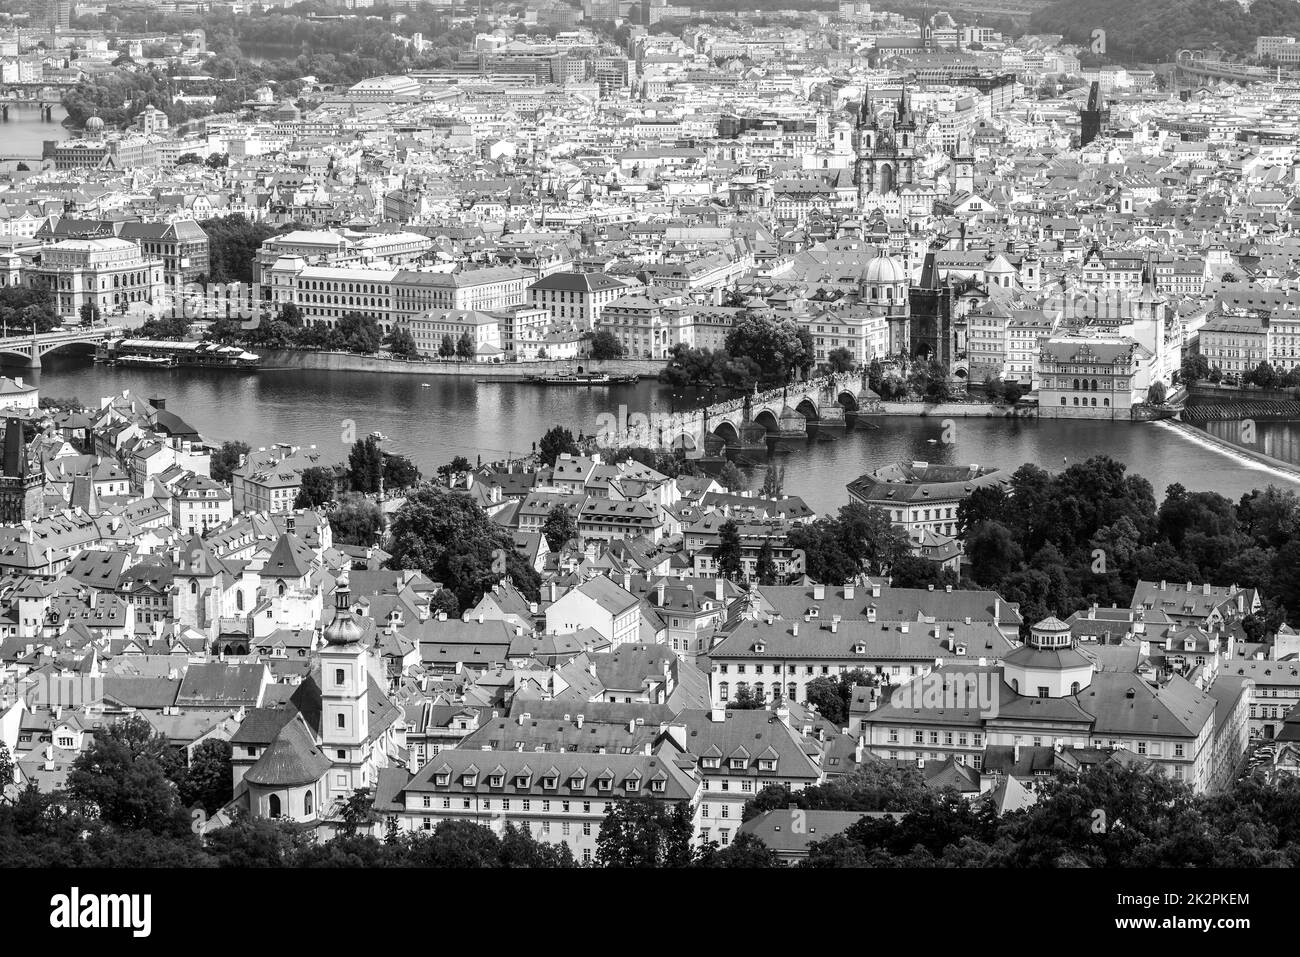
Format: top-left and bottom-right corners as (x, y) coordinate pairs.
(0, 325), (124, 367)
(594, 371), (881, 456)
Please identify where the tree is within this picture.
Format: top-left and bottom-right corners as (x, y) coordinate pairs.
(589, 329), (625, 360)
(1180, 353), (1211, 384)
(339, 788), (376, 838)
(595, 799), (695, 867)
(455, 329), (476, 361)
(404, 820), (502, 867)
(330, 492), (384, 546)
(178, 739), (232, 815)
(211, 440), (250, 484)
(383, 453), (421, 492)
(966, 520), (1025, 587)
(718, 461), (746, 492)
(0, 742), (13, 795)
(176, 152), (203, 165)
(693, 832), (780, 867)
(337, 312), (381, 353)
(541, 505), (577, 552)
(348, 436), (384, 494)
(438, 333), (455, 359)
(538, 425), (579, 467)
(199, 214), (281, 285)
(804, 668), (877, 726)
(79, 302), (102, 325)
(760, 464), (785, 499)
(755, 539), (778, 585)
(436, 455), (472, 485)
(827, 346), (854, 373)
(725, 314), (810, 385)
(387, 485), (540, 610)
(205, 152), (229, 169)
(295, 466), (336, 508)
(388, 326), (419, 358)
(1147, 380), (1167, 405)
(716, 519), (744, 582)
(67, 715), (187, 834)
(1248, 361), (1281, 390)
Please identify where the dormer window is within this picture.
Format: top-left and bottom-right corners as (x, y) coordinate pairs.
(489, 774), (504, 788)
(758, 759), (777, 772)
(753, 642), (765, 654)
(650, 779), (666, 793)
(569, 774), (586, 789)
(853, 643), (866, 654)
(463, 773), (478, 787)
(625, 777), (642, 792)
(542, 776), (558, 789)
(596, 776), (613, 791)
(729, 758), (746, 770)
(514, 774), (531, 788)
(702, 756), (721, 769)
(434, 772), (450, 787)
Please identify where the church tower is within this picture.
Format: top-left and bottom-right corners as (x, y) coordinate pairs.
(319, 571), (370, 802)
(853, 81), (919, 210)
(852, 84), (875, 209)
(953, 134), (974, 195)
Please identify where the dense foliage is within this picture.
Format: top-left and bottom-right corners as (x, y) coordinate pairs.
(1028, 0), (1300, 62)
(955, 455), (1298, 635)
(386, 484), (540, 611)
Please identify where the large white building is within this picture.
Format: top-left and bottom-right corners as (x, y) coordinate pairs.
(27, 238), (164, 319)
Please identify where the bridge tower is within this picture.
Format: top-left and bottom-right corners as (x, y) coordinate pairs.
(0, 418), (44, 523)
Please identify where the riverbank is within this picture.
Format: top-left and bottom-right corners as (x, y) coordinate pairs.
(1156, 419), (1300, 485)
(255, 350), (668, 378)
(873, 401), (1036, 418)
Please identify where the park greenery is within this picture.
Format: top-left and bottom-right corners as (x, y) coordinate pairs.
(1029, 0), (1300, 63)
(8, 717), (1300, 868)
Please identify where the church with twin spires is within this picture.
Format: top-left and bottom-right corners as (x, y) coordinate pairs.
(852, 83), (924, 216)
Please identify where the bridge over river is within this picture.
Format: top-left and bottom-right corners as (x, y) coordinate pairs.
(0, 325), (124, 368)
(588, 370), (882, 456)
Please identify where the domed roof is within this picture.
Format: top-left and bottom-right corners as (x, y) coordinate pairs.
(323, 572), (363, 646)
(85, 116), (104, 132)
(1033, 616), (1071, 632)
(862, 253), (906, 285)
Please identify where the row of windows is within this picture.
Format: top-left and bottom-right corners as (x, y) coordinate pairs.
(1060, 396), (1111, 406)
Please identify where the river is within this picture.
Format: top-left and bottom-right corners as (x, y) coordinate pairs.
(0, 102), (69, 161)
(14, 354), (1300, 514)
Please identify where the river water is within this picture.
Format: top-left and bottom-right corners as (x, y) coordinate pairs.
(0, 103), (70, 160)
(17, 353), (1300, 514)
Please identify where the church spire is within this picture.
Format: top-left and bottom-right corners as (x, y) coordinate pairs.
(858, 82), (872, 127)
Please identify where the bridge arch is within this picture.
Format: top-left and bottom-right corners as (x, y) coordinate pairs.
(753, 408), (781, 432)
(712, 421), (740, 445)
(837, 390), (860, 411)
(795, 397), (819, 421)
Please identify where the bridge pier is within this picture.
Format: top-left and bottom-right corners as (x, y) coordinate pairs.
(776, 405), (807, 438)
(817, 401), (846, 425)
(1, 105), (8, 121)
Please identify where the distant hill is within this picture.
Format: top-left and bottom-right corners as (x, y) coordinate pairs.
(1029, 0), (1300, 62)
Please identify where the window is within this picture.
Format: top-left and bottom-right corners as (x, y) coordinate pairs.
(582, 822), (591, 836)
(335, 668), (345, 686)
(304, 791), (313, 816)
(268, 794), (281, 818)
(336, 714), (346, 729)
